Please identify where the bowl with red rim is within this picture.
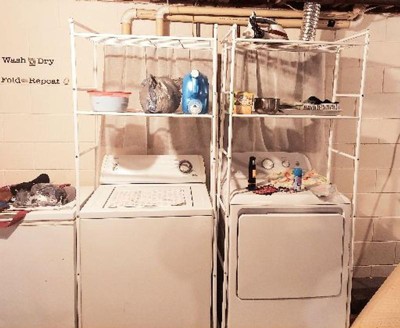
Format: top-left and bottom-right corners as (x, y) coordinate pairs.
(87, 90), (131, 112)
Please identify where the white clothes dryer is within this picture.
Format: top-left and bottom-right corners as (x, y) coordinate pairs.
(0, 206), (78, 328)
(221, 152), (352, 328)
(79, 155), (214, 328)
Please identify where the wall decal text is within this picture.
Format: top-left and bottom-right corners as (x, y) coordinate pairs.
(2, 56), (55, 66)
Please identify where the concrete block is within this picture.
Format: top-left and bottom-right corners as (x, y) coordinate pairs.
(384, 67), (400, 93)
(368, 42), (400, 68)
(0, 143), (35, 170)
(2, 114), (36, 143)
(0, 114), (3, 141)
(362, 118), (400, 144)
(2, 170), (42, 186)
(386, 16), (400, 42)
(374, 217), (400, 242)
(30, 85), (71, 114)
(359, 144), (400, 169)
(363, 93), (400, 119)
(0, 2), (29, 55)
(79, 116), (96, 143)
(3, 169), (94, 186)
(334, 120), (357, 144)
(371, 265), (397, 277)
(331, 168), (375, 193)
(0, 85), (31, 113)
(33, 142), (94, 170)
(338, 66), (384, 95)
(355, 217), (374, 242)
(357, 193), (400, 217)
(2, 114), (94, 143)
(365, 66), (385, 95)
(376, 169), (400, 193)
(79, 170), (96, 186)
(353, 266), (371, 278)
(353, 241), (396, 266)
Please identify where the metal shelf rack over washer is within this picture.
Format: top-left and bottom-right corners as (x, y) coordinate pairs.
(69, 18), (219, 328)
(217, 24), (370, 328)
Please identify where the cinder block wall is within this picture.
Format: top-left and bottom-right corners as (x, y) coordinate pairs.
(0, 1), (398, 278)
(332, 16), (400, 279)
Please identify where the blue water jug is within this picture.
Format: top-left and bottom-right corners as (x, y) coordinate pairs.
(182, 69), (209, 114)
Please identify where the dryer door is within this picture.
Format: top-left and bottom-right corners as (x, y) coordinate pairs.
(237, 213), (344, 299)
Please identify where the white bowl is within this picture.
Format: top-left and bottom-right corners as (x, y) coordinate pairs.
(88, 90), (131, 112)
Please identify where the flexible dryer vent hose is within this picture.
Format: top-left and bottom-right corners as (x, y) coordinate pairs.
(300, 2), (321, 41)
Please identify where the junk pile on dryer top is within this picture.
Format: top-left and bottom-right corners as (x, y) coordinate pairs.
(0, 173), (76, 208)
(0, 173), (50, 203)
(13, 184), (76, 208)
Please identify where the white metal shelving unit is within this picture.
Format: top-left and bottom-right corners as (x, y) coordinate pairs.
(69, 18), (219, 328)
(218, 24), (369, 328)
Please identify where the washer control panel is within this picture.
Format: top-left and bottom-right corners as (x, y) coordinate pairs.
(100, 154), (205, 184)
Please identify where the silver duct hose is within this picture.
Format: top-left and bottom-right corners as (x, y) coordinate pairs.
(299, 2), (321, 41)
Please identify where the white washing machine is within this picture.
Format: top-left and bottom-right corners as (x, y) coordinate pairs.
(221, 152), (352, 328)
(0, 206), (78, 328)
(79, 154), (214, 328)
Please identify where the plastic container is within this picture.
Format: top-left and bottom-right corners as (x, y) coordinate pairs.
(87, 90), (131, 112)
(182, 70), (209, 114)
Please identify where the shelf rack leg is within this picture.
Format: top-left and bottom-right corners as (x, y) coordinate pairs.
(211, 23), (219, 328)
(69, 18), (82, 328)
(221, 24), (237, 328)
(327, 48), (341, 183)
(346, 30), (370, 328)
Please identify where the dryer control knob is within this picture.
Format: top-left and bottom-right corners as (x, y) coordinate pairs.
(179, 160), (193, 174)
(282, 160), (290, 168)
(261, 158), (274, 170)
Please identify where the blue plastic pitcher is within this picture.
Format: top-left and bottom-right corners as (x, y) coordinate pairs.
(182, 69), (209, 114)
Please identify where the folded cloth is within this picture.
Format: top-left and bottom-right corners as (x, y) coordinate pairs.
(0, 186), (12, 202)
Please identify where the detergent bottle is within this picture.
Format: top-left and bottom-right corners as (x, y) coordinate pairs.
(182, 69), (209, 114)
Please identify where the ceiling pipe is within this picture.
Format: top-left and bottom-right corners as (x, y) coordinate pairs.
(122, 8), (138, 34)
(121, 6), (357, 35)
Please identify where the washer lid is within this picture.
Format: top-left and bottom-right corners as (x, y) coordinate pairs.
(100, 155), (206, 184)
(80, 184), (212, 218)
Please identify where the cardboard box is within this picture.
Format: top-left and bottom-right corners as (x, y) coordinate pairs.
(233, 91), (254, 114)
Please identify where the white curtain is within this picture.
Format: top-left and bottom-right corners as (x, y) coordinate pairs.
(100, 45), (329, 186)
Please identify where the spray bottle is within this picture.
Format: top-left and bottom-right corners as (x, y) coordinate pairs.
(292, 161), (303, 192)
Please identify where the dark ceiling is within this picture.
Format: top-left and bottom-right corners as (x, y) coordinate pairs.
(124, 0), (400, 14)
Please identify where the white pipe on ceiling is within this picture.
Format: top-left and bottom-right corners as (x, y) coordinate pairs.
(121, 5), (362, 36)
